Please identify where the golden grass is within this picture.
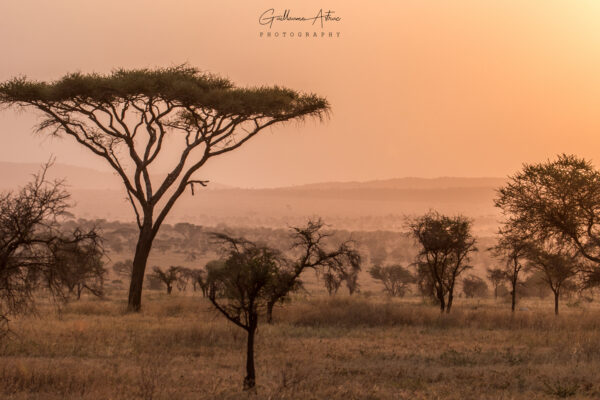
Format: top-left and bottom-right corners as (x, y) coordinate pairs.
(1, 293), (600, 399)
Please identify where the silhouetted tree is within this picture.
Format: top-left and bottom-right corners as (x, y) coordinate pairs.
(490, 229), (530, 311)
(0, 163), (99, 329)
(0, 66), (329, 311)
(486, 267), (505, 300)
(462, 275), (488, 298)
(525, 241), (581, 315)
(408, 211), (477, 313)
(54, 240), (106, 300)
(151, 266), (182, 295)
(207, 233), (283, 390)
(495, 154), (600, 282)
(369, 264), (415, 297)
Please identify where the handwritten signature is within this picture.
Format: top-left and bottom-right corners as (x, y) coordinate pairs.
(259, 9), (341, 29)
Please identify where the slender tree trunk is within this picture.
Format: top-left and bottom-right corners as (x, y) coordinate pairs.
(128, 226), (154, 312)
(244, 321), (257, 390)
(437, 287), (446, 312)
(511, 287), (516, 312)
(554, 291), (559, 315)
(167, 285), (172, 295)
(446, 289), (454, 313)
(266, 300), (275, 324)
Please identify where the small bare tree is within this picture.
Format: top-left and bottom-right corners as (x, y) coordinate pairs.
(490, 229), (529, 312)
(264, 219), (361, 323)
(0, 163), (99, 328)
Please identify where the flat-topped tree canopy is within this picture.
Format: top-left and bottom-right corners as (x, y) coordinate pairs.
(0, 65), (328, 118)
(0, 65), (330, 311)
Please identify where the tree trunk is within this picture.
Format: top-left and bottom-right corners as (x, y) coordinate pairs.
(167, 285), (172, 295)
(554, 291), (559, 315)
(244, 321), (257, 390)
(437, 287), (446, 312)
(128, 227), (154, 312)
(446, 289), (454, 313)
(511, 285), (516, 312)
(266, 300), (275, 324)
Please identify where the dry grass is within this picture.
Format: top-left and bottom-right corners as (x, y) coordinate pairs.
(1, 292), (600, 399)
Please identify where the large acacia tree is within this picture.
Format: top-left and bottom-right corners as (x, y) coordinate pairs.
(0, 66), (329, 310)
(495, 154), (600, 269)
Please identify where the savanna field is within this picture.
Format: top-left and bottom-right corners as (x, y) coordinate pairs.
(2, 289), (600, 400)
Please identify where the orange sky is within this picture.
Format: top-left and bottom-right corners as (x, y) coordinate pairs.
(1, 0), (599, 188)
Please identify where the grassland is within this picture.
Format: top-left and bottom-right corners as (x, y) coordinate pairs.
(1, 291), (600, 400)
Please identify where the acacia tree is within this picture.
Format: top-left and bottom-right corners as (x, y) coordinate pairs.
(490, 229), (529, 311)
(495, 154), (600, 284)
(207, 233), (283, 390)
(462, 275), (488, 298)
(151, 265), (181, 295)
(369, 264), (415, 297)
(0, 66), (329, 311)
(525, 241), (581, 315)
(54, 240), (106, 300)
(486, 267), (505, 300)
(408, 211), (477, 313)
(0, 164), (100, 329)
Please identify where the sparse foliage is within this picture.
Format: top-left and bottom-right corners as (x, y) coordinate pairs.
(0, 163), (100, 327)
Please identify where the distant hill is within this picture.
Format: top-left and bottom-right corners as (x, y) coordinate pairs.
(286, 177), (506, 191)
(0, 162), (505, 233)
(0, 161), (232, 191)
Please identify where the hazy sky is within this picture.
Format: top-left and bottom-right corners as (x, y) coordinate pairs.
(1, 0), (599, 188)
